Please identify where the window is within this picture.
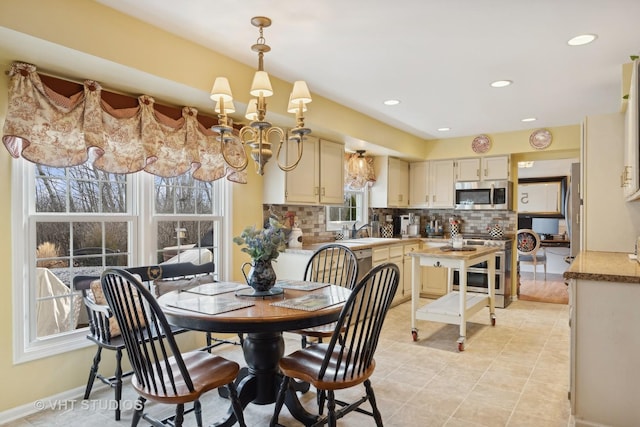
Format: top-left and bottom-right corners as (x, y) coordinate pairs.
(13, 159), (228, 363)
(326, 189), (368, 232)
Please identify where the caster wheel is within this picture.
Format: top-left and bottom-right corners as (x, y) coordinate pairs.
(411, 330), (418, 342)
(491, 315), (496, 326)
(457, 342), (465, 352)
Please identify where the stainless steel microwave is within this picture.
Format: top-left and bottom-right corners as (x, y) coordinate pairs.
(454, 180), (513, 210)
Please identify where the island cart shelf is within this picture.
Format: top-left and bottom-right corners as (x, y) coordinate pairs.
(410, 245), (499, 351)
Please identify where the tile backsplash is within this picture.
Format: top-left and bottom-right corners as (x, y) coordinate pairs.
(264, 204), (517, 243)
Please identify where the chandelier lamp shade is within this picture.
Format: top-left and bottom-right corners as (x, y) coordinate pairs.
(345, 150), (376, 190)
(210, 16), (312, 175)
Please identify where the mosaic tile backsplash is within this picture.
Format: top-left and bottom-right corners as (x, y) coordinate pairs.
(264, 204), (517, 243)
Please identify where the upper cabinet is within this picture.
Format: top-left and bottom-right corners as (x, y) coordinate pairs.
(623, 59), (640, 200)
(455, 155), (510, 182)
(263, 136), (344, 205)
(371, 156), (409, 208)
(409, 160), (455, 208)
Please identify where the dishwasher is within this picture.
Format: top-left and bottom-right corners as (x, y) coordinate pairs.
(352, 248), (373, 283)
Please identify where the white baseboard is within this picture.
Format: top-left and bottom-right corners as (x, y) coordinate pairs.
(0, 382), (108, 424)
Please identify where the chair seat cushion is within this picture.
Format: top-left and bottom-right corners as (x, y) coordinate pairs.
(279, 343), (376, 391)
(132, 350), (240, 404)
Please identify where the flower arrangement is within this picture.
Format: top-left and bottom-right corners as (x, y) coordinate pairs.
(233, 218), (287, 262)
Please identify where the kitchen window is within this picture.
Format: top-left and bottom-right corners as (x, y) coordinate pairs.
(12, 159), (228, 363)
(326, 189), (368, 231)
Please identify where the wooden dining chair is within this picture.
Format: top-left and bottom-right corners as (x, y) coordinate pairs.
(270, 262), (400, 427)
(75, 261), (238, 421)
(100, 268), (246, 427)
(291, 244), (359, 348)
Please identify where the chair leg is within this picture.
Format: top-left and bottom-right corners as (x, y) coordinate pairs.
(270, 376), (290, 427)
(131, 396), (145, 427)
(317, 389), (327, 415)
(228, 382), (246, 427)
(174, 403), (185, 427)
(114, 348), (123, 421)
(206, 332), (212, 353)
(83, 346), (102, 400)
(326, 390), (337, 427)
(364, 379), (383, 427)
(194, 400), (202, 427)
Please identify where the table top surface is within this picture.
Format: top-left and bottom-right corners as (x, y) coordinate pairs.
(158, 282), (350, 334)
(564, 251), (640, 284)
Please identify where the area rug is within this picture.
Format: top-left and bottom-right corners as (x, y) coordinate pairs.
(518, 273), (569, 304)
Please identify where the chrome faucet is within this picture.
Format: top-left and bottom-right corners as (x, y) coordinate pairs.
(351, 223), (371, 239)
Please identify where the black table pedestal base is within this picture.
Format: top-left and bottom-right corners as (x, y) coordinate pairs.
(214, 332), (319, 427)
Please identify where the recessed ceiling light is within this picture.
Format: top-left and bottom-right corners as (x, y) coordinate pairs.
(521, 117), (537, 122)
(567, 34), (598, 46)
(490, 80), (512, 88)
(437, 127), (450, 132)
(383, 99), (400, 106)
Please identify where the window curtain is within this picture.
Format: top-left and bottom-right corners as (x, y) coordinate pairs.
(344, 152), (376, 190)
(1, 62), (247, 183)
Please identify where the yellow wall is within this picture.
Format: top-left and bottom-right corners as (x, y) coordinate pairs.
(0, 0), (583, 414)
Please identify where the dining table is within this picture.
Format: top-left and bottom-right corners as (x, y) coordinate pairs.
(157, 280), (351, 427)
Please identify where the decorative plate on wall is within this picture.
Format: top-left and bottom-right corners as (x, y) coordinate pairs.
(471, 134), (491, 153)
(529, 128), (552, 150)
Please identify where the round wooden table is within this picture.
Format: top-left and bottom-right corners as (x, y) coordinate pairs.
(158, 283), (350, 427)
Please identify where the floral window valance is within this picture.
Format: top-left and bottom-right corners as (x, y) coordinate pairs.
(1, 62), (247, 183)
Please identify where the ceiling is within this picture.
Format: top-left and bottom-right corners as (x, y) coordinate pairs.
(92, 0), (640, 142)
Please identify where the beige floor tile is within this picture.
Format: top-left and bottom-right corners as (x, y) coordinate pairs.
(3, 299), (572, 427)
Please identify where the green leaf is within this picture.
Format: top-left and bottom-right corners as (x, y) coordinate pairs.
(630, 55), (639, 61)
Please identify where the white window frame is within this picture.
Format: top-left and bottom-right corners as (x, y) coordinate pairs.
(325, 188), (369, 232)
(12, 159), (232, 363)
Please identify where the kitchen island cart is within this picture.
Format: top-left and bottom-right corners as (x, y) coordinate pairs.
(410, 245), (499, 351)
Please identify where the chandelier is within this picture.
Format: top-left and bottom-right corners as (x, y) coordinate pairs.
(210, 16), (312, 175)
(345, 150), (376, 190)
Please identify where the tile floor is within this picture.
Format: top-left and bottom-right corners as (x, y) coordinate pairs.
(3, 298), (572, 427)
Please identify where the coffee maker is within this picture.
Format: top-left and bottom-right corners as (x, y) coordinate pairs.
(395, 214), (421, 237)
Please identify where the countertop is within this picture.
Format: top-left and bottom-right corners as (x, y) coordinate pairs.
(284, 237), (423, 255)
(410, 244), (500, 260)
(564, 251), (640, 283)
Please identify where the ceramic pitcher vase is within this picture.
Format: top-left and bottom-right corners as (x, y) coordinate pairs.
(241, 259), (277, 292)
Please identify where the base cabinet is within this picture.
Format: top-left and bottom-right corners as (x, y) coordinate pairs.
(569, 278), (640, 426)
(421, 266), (448, 297)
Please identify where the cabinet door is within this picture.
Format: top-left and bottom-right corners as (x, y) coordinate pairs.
(285, 136), (320, 204)
(402, 244), (420, 298)
(456, 158), (480, 181)
(483, 156), (510, 180)
(409, 162), (430, 208)
(421, 266), (448, 297)
(430, 160), (455, 208)
(319, 139), (345, 204)
(388, 245), (404, 303)
(388, 158), (409, 207)
(624, 59), (639, 198)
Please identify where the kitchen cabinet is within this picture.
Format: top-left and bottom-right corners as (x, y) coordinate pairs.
(421, 265), (448, 297)
(371, 156), (409, 208)
(401, 243), (420, 300)
(582, 112), (635, 253)
(623, 58), (640, 200)
(455, 155), (509, 182)
(408, 159), (455, 208)
(263, 136), (344, 205)
(566, 251), (640, 426)
(372, 242), (420, 306)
